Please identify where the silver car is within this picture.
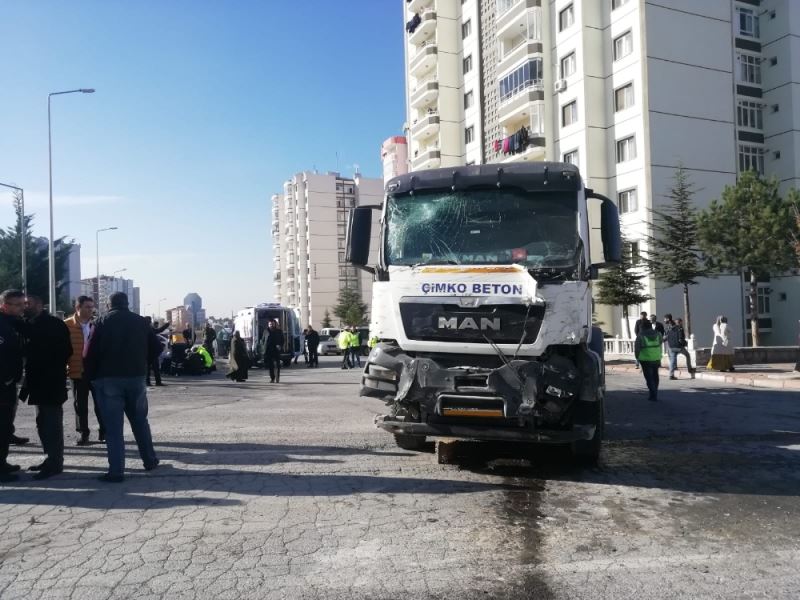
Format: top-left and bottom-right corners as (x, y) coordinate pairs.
(317, 334), (340, 356)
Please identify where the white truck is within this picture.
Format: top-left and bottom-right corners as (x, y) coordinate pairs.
(233, 303), (302, 367)
(346, 162), (621, 464)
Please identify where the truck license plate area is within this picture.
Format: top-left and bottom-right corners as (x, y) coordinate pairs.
(437, 394), (506, 418)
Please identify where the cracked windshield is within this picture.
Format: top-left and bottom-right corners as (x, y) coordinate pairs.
(385, 189), (578, 268)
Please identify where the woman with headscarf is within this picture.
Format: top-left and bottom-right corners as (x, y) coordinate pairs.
(227, 331), (250, 382)
(707, 315), (735, 372)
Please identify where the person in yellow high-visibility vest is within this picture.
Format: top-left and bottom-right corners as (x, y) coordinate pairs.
(634, 320), (663, 402)
(337, 329), (351, 370)
(347, 326), (362, 368)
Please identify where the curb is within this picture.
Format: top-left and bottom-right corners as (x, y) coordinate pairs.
(606, 365), (800, 391)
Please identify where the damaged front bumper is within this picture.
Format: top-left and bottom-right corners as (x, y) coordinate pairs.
(361, 343), (598, 444)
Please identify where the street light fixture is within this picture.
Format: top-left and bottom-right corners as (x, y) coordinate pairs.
(48, 87), (95, 310)
(112, 268), (127, 277)
(157, 297), (167, 319)
(96, 226), (118, 312)
(0, 182), (26, 294)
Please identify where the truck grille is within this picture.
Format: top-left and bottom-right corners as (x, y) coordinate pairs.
(399, 302), (545, 344)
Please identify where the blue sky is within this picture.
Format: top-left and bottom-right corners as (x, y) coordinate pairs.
(0, 0), (405, 318)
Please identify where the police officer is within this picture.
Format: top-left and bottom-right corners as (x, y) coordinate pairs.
(0, 290), (25, 482)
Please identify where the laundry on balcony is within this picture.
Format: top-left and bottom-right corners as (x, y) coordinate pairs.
(498, 127), (531, 155)
(406, 13), (421, 33)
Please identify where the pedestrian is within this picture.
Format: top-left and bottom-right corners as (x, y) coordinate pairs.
(0, 289), (25, 482)
(65, 296), (106, 445)
(145, 317), (169, 387)
(305, 326), (320, 368)
(182, 325), (194, 346)
(634, 319), (663, 402)
(633, 311), (649, 369)
(20, 294), (73, 480)
(227, 331), (250, 382)
(707, 315), (735, 372)
(337, 328), (351, 369)
(203, 323), (217, 358)
(348, 326), (362, 368)
(84, 292), (160, 483)
(296, 329), (307, 365)
(263, 320), (284, 383)
(649, 314), (665, 336)
(665, 317), (695, 380)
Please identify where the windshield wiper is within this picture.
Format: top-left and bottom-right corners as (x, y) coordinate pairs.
(410, 259), (459, 268)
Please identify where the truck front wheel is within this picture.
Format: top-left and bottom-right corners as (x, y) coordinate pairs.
(394, 434), (428, 451)
(570, 394), (604, 466)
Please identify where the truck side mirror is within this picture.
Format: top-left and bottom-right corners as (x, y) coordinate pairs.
(346, 207), (374, 274)
(587, 191), (622, 269)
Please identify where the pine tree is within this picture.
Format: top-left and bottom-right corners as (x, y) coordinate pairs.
(333, 287), (368, 327)
(595, 238), (651, 339)
(321, 309), (332, 328)
(697, 171), (796, 346)
(642, 166), (708, 336)
(790, 191), (800, 266)
(0, 192), (74, 309)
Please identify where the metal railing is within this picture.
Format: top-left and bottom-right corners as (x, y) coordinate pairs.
(499, 79), (543, 105)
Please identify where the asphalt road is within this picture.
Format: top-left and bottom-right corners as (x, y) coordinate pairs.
(1, 356), (799, 599)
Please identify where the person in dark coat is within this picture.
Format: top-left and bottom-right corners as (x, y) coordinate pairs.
(182, 325), (194, 346)
(21, 294), (73, 480)
(263, 320), (284, 383)
(305, 326), (320, 368)
(0, 289), (25, 482)
(145, 317), (170, 387)
(227, 331), (249, 382)
(84, 292), (160, 483)
(203, 323), (217, 358)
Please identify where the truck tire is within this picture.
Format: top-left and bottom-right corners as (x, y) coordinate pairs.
(394, 434), (427, 451)
(571, 394), (604, 466)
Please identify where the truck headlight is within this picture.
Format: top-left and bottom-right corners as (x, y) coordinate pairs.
(368, 364), (398, 381)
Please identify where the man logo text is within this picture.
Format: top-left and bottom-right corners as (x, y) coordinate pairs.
(438, 317), (501, 331)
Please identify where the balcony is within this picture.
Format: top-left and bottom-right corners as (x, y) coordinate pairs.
(412, 148), (441, 171)
(411, 113), (440, 140)
(498, 81), (544, 128)
(409, 43), (437, 78)
(501, 139), (547, 164)
(408, 0), (433, 13)
(408, 11), (437, 46)
(497, 41), (543, 77)
(496, 2), (541, 40)
(410, 78), (439, 110)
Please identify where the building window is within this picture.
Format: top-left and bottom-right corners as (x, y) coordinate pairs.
(612, 0), (630, 9)
(559, 4), (574, 31)
(465, 125), (475, 144)
(463, 54), (473, 74)
(746, 287), (771, 315)
(561, 101), (578, 127)
(560, 52), (576, 78)
(739, 144), (764, 175)
(625, 241), (641, 265)
(738, 53), (761, 84)
(737, 101), (764, 130)
(616, 136), (636, 163)
(338, 251), (346, 262)
(498, 58), (543, 102)
(464, 90), (474, 109)
(618, 188), (638, 213)
(563, 150), (578, 165)
(614, 83), (634, 111)
(613, 31), (633, 61)
(462, 19), (472, 39)
(737, 6), (760, 38)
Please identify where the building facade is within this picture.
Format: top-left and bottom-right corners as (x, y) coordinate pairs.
(403, 0), (800, 345)
(271, 171), (382, 330)
(81, 276), (139, 314)
(381, 136), (410, 183)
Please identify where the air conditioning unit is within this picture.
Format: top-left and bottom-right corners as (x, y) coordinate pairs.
(555, 79), (567, 93)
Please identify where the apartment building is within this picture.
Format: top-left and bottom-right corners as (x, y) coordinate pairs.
(271, 171), (382, 330)
(80, 275), (140, 315)
(403, 0), (800, 345)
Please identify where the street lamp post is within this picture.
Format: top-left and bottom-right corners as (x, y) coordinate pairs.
(0, 182), (26, 294)
(157, 297), (167, 320)
(95, 226), (118, 312)
(48, 87), (95, 310)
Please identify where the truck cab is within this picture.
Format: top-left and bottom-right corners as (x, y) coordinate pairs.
(346, 163), (621, 463)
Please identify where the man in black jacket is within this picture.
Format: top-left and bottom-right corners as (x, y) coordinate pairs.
(666, 317), (695, 380)
(0, 289), (25, 482)
(22, 294), (73, 480)
(145, 317), (169, 387)
(85, 292), (160, 483)
(263, 320), (284, 383)
(305, 326), (320, 368)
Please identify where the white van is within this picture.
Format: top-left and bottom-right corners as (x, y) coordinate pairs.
(234, 303), (302, 366)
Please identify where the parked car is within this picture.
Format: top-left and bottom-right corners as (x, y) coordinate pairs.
(317, 334), (340, 356)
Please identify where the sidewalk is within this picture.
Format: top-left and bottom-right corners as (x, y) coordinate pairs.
(606, 358), (800, 391)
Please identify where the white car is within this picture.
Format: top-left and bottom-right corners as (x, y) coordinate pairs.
(317, 334), (340, 355)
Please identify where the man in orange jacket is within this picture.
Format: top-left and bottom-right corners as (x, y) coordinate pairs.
(64, 296), (105, 445)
